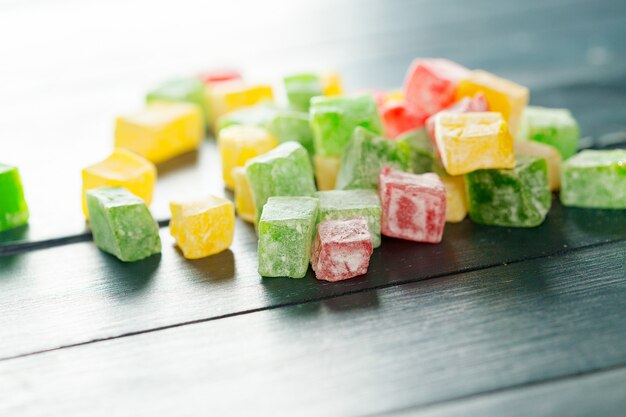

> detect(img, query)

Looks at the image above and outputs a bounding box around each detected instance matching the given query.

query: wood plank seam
[1,237,623,364]
[359,362,626,417]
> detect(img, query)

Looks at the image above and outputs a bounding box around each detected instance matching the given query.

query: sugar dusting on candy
[311,218,373,282]
[379,167,446,243]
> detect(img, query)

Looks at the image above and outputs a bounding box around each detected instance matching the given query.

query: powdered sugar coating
[379,167,446,243]
[311,218,373,282]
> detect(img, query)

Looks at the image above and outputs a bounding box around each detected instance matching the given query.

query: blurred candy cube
[456,70,529,136]
[518,106,580,159]
[396,128,435,174]
[310,95,383,157]
[232,167,256,224]
[208,81,274,127]
[146,78,210,129]
[514,140,562,191]
[82,149,156,219]
[115,102,203,164]
[218,125,278,190]
[336,127,412,190]
[313,155,341,191]
[404,58,470,116]
[561,150,626,209]
[0,164,29,232]
[267,110,315,155]
[380,99,426,139]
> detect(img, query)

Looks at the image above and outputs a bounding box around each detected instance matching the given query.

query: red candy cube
[403,58,470,117]
[198,69,241,85]
[379,167,446,243]
[381,100,427,139]
[425,92,489,139]
[311,218,373,282]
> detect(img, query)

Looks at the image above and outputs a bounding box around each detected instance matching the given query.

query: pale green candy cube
[561,150,626,209]
[0,163,29,232]
[216,103,278,132]
[316,189,382,248]
[284,73,323,112]
[310,95,383,157]
[266,110,315,156]
[146,77,210,129]
[518,106,580,159]
[396,128,436,174]
[86,187,161,262]
[258,196,319,278]
[245,141,317,222]
[335,127,412,190]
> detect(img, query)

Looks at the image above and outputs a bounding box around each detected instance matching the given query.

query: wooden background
[1,0,625,415]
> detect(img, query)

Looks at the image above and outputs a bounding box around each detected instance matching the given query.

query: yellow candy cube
[218,125,279,190]
[232,167,256,224]
[82,149,156,219]
[434,112,515,176]
[442,174,468,223]
[313,155,341,191]
[169,195,235,259]
[114,102,203,164]
[384,90,405,104]
[456,70,529,136]
[514,140,562,191]
[207,81,274,127]
[321,71,343,96]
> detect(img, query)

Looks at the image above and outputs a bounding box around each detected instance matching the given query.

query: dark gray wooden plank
[0,242,625,416]
[386,366,626,417]
[1,0,625,246]
[1,199,625,360]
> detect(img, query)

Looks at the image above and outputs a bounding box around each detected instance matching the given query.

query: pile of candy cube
[2,60,626,282]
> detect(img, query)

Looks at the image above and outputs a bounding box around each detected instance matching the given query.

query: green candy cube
[284,73,323,112]
[216,103,278,132]
[466,156,551,227]
[86,187,161,262]
[146,78,210,129]
[310,95,383,157]
[518,106,580,159]
[245,141,317,222]
[0,164,29,232]
[316,189,382,248]
[560,150,626,209]
[396,128,436,174]
[266,110,315,156]
[335,127,412,190]
[258,196,319,278]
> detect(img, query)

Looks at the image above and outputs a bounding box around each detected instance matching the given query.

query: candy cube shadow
[322,289,380,313]
[561,205,626,239]
[97,252,161,297]
[260,271,323,318]
[0,255,23,281]
[155,150,200,177]
[0,224,29,245]
[179,248,236,282]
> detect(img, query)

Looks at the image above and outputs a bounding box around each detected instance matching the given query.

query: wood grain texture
[1,0,625,246]
[1,242,625,416]
[387,366,626,417]
[1,199,625,360]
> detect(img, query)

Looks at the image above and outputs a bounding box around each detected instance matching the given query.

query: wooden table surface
[1,0,625,415]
